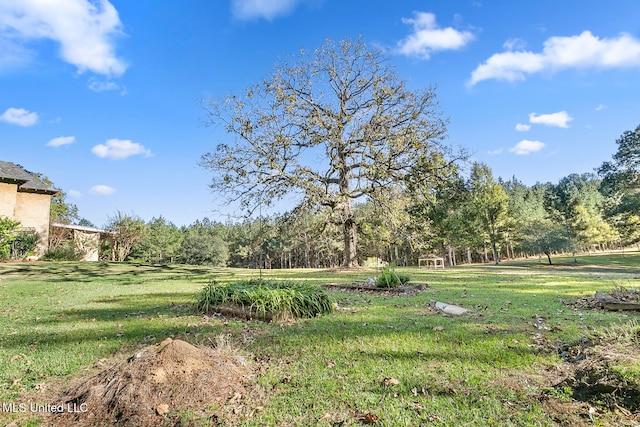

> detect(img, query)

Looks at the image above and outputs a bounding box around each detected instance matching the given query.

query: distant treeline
[93,169,639,268]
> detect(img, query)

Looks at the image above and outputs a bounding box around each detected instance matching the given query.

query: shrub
[11,230,39,259]
[196,279,334,319]
[178,232,228,266]
[0,216,20,260]
[375,267,410,288]
[42,243,84,261]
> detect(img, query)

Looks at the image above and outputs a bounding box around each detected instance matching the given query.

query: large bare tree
[201,38,449,267]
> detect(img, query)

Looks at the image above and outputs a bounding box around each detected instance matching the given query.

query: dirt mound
[47,338,252,427]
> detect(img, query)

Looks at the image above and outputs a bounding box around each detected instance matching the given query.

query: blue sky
[2,0,639,227]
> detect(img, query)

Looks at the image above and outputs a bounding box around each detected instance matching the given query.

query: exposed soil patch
[207,305,288,322]
[565,287,640,311]
[525,328,640,426]
[555,342,640,411]
[46,338,257,427]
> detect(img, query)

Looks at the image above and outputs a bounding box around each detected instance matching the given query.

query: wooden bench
[418,255,445,269]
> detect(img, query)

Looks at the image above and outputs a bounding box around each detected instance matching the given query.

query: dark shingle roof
[0,161,58,194]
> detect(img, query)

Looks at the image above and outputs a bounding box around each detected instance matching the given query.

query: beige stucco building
[50,222,113,261]
[0,161,57,256]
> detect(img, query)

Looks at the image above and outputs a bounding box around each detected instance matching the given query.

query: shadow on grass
[0,262,218,279]
[0,320,213,351]
[47,291,197,322]
[0,292,208,350]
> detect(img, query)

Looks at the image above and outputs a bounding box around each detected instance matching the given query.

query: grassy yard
[0,254,639,426]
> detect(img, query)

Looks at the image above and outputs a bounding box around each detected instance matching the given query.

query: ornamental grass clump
[375,267,411,288]
[196,279,334,320]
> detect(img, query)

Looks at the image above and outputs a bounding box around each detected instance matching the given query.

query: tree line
[93,119,640,268]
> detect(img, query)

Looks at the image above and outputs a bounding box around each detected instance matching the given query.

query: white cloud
[47,136,75,147]
[67,189,82,198]
[487,149,503,155]
[595,104,607,111]
[0,0,127,76]
[91,139,152,160]
[469,31,640,85]
[88,78,126,94]
[503,38,526,51]
[529,111,573,128]
[509,140,545,155]
[515,123,531,132]
[0,107,38,126]
[397,12,474,59]
[231,0,300,21]
[89,185,115,195]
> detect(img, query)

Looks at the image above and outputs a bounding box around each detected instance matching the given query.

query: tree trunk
[338,194,358,267]
[343,216,358,267]
[491,241,499,265]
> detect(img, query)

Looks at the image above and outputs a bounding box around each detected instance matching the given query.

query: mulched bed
[323,282,430,294]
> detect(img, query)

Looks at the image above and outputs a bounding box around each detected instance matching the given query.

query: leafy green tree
[224,220,255,267]
[469,163,509,264]
[521,219,572,265]
[503,180,551,257]
[608,212,640,248]
[49,190,80,224]
[201,37,450,267]
[408,167,480,265]
[545,173,605,222]
[544,173,614,258]
[356,187,418,265]
[179,219,229,266]
[77,218,96,228]
[598,124,640,244]
[131,216,183,263]
[105,211,146,261]
[598,124,640,198]
[572,205,618,251]
[278,209,316,268]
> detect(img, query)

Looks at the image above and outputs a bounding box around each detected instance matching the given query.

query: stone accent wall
[0,182,19,218]
[14,192,52,255]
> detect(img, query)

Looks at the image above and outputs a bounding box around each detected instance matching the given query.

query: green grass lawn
[0,254,639,426]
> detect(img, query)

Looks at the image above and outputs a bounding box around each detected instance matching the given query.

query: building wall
[14,192,52,255]
[0,182,18,218]
[73,230,100,261]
